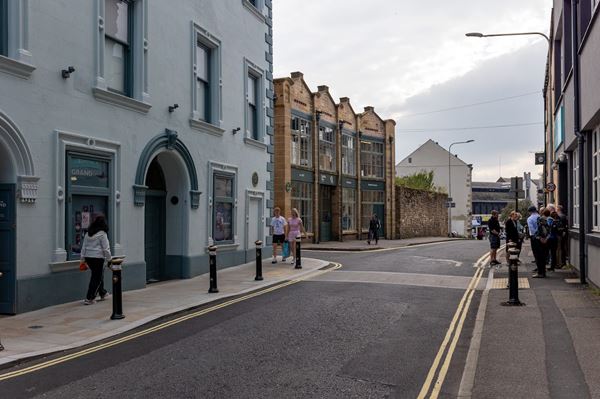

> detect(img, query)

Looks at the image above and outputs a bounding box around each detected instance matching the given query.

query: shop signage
[319,173,337,186]
[361,180,385,191]
[341,178,357,188]
[291,168,314,183]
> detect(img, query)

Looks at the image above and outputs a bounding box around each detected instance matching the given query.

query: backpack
[537,217,549,244]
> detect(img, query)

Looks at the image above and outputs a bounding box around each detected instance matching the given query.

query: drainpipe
[571,0,587,284]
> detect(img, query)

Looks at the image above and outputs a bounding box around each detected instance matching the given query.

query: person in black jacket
[488,210,501,266]
[504,211,520,264]
[367,214,381,245]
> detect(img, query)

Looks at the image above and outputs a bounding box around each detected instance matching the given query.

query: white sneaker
[83,299,95,305]
[290,258,295,264]
[99,293,111,301]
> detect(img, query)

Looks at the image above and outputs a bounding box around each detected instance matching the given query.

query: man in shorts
[488,210,501,266]
[270,207,287,263]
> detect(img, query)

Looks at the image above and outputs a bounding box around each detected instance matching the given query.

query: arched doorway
[144,158,166,283]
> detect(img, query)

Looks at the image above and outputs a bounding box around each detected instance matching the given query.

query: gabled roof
[359,106,385,124]
[337,97,357,116]
[289,71,314,97]
[397,139,470,167]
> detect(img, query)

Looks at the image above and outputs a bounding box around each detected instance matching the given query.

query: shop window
[66,154,111,260]
[291,116,312,167]
[342,188,356,232]
[319,126,336,173]
[291,181,313,233]
[361,141,384,179]
[361,190,384,231]
[213,174,234,243]
[341,134,356,176]
[592,129,600,232]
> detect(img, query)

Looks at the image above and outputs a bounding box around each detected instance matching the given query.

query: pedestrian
[548,210,561,271]
[367,214,381,245]
[286,208,305,265]
[505,211,520,264]
[527,206,540,271]
[533,209,551,278]
[270,207,287,264]
[488,210,501,266]
[557,205,569,267]
[81,215,112,305]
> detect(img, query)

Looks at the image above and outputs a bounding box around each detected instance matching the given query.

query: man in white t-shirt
[270,207,287,263]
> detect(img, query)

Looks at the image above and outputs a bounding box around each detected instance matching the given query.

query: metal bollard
[502,243,525,306]
[295,239,302,269]
[110,256,126,320]
[208,245,219,293]
[255,240,263,281]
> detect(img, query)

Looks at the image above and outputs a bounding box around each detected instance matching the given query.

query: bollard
[255,240,263,281]
[208,245,219,293]
[502,243,525,306]
[295,239,302,269]
[110,256,126,320]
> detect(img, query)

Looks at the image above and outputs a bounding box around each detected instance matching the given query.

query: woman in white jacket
[80,215,112,305]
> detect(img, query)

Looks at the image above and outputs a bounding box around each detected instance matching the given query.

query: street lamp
[448,140,474,237]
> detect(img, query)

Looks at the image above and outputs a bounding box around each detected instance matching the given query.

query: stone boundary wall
[395,186,448,238]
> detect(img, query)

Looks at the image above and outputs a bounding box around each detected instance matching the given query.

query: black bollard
[208,245,219,293]
[110,256,126,320]
[502,243,525,306]
[255,240,263,281]
[295,239,302,269]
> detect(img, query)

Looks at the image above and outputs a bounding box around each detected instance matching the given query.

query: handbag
[282,241,290,258]
[79,260,88,271]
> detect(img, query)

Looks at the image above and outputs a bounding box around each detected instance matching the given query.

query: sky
[272,0,552,182]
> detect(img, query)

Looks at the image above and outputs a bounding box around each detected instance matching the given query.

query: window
[196,43,210,121]
[66,154,111,260]
[104,0,132,95]
[342,134,356,176]
[593,129,600,232]
[572,150,580,228]
[291,116,312,167]
[361,141,384,179]
[0,0,7,57]
[291,181,312,233]
[342,188,356,232]
[213,175,234,243]
[361,190,384,231]
[244,59,265,143]
[319,126,336,172]
[247,74,258,139]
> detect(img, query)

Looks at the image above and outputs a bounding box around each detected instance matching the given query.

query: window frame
[291,181,313,234]
[0,0,7,57]
[0,0,35,78]
[341,133,356,176]
[212,174,235,244]
[103,0,134,97]
[208,161,238,247]
[342,188,356,232]
[244,58,265,144]
[291,115,312,168]
[319,124,337,173]
[360,139,385,179]
[572,149,580,228]
[592,129,600,232]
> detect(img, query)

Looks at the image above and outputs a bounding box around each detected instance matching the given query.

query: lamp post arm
[481,32,550,45]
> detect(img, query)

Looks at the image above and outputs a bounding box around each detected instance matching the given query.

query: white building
[396,139,473,236]
[0,0,274,313]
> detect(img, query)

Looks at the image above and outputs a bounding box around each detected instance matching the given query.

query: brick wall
[395,186,448,238]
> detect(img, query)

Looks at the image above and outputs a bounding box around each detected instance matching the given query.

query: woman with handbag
[286,208,305,265]
[80,215,112,305]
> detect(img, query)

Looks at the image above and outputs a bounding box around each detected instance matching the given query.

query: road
[0,240,492,399]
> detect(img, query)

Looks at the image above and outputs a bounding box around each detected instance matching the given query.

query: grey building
[0,0,274,313]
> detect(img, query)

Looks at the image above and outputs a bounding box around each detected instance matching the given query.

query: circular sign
[251,172,259,187]
[546,182,556,192]
[536,154,545,164]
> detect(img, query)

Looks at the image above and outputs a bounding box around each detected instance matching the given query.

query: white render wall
[0,0,273,312]
[396,140,472,236]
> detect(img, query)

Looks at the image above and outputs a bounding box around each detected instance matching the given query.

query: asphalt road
[0,240,491,399]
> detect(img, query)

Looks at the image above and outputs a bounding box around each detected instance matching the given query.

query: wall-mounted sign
[341,178,357,189]
[361,180,385,191]
[251,172,259,187]
[291,168,314,183]
[319,173,337,186]
[535,152,545,165]
[546,182,556,192]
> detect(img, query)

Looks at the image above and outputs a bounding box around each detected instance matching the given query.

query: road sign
[447,197,453,202]
[535,152,545,165]
[510,177,523,192]
[446,202,456,208]
[546,182,556,192]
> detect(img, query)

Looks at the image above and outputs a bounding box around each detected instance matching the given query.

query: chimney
[339,97,350,103]
[364,106,374,112]
[317,85,329,92]
[290,71,303,79]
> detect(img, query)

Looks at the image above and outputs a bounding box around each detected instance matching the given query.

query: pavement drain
[491,278,530,289]
[28,325,44,329]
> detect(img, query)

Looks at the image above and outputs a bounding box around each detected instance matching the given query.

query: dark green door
[145,193,165,283]
[374,204,385,237]
[320,185,332,242]
[0,184,16,314]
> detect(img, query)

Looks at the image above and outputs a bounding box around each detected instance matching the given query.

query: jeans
[86,257,107,300]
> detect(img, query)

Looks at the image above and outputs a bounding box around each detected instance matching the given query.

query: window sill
[190,118,225,137]
[92,87,152,114]
[244,137,267,150]
[49,260,79,273]
[587,232,600,247]
[0,55,35,79]
[207,242,239,251]
[242,0,266,23]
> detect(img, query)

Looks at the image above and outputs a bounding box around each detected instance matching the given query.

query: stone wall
[395,186,448,238]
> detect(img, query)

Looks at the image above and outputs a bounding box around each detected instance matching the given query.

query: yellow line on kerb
[417,251,490,399]
[0,262,342,382]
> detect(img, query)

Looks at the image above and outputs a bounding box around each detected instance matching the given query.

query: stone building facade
[395,186,448,239]
[0,0,274,313]
[273,72,396,242]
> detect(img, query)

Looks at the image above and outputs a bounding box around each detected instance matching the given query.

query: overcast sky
[273,0,552,181]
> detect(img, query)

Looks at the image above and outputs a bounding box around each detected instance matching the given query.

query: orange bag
[79,260,88,271]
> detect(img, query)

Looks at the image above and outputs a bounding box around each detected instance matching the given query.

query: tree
[395,170,444,192]
[500,199,533,225]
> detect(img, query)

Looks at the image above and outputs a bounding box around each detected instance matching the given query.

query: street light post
[448,140,474,237]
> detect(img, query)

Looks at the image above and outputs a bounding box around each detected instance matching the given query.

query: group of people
[486,204,569,277]
[270,207,306,265]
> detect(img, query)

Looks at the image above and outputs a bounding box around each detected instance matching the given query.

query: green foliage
[500,199,533,224]
[395,170,444,193]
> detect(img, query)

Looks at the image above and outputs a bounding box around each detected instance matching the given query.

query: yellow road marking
[0,263,342,381]
[417,250,490,399]
[303,240,461,254]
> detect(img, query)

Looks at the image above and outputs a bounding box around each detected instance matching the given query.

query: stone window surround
[52,130,122,264]
[92,0,151,113]
[243,57,266,149]
[207,161,238,250]
[593,128,600,232]
[241,0,266,23]
[0,0,35,79]
[190,22,224,136]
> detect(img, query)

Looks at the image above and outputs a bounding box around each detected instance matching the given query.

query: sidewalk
[463,245,600,399]
[0,257,328,367]
[302,236,465,251]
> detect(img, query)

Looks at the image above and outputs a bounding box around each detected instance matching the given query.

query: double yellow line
[0,262,342,382]
[417,251,491,399]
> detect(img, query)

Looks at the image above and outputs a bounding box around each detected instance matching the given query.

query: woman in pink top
[286,208,305,265]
